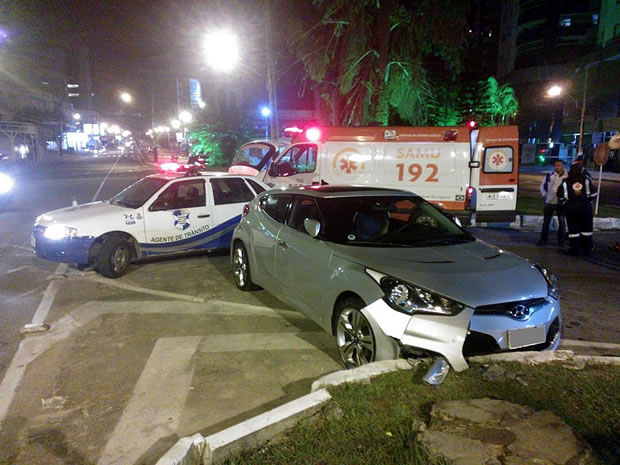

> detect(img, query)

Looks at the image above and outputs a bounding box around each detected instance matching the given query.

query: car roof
[146,172,259,182]
[266,185,417,198]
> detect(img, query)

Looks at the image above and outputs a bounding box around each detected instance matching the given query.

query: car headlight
[534,264,560,300]
[0,173,14,194]
[366,269,465,316]
[43,224,78,240]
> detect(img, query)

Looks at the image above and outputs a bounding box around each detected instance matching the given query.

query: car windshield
[316,195,474,247]
[231,143,276,170]
[109,177,168,209]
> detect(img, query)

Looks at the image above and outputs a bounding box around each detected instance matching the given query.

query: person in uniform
[557,164,597,255]
[537,160,567,246]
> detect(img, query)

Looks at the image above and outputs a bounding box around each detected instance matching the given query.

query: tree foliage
[478,77,519,125]
[287,0,468,126]
[188,105,260,166]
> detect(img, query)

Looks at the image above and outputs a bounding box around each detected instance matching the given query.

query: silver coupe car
[231,186,562,371]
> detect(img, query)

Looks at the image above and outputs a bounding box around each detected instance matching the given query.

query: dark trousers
[566,203,593,253]
[540,204,566,244]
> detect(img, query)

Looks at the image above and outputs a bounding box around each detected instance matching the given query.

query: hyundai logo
[509,304,531,320]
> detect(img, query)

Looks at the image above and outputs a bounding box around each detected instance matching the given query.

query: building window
[559,17,571,27]
[592,14,599,25]
[68,93,80,97]
[67,83,79,88]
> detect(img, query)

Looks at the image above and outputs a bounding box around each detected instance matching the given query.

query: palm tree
[286,0,468,126]
[480,77,519,125]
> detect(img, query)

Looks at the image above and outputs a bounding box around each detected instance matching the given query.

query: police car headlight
[44,224,78,240]
[534,264,560,300]
[0,173,14,194]
[366,269,464,316]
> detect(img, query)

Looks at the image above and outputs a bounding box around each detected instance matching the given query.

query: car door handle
[197,214,211,218]
[276,239,288,249]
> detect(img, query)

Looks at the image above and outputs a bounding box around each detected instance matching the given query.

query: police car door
[263,143,319,187]
[142,178,214,255]
[208,177,258,248]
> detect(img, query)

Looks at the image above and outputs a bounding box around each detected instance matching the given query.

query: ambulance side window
[270,144,317,177]
[483,147,514,173]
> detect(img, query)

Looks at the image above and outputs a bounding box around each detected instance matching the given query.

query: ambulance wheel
[231,241,259,291]
[98,237,131,278]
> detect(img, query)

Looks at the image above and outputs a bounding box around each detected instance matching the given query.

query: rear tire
[231,241,259,291]
[334,297,376,368]
[98,237,132,278]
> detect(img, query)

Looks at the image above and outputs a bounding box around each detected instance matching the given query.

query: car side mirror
[304,218,321,238]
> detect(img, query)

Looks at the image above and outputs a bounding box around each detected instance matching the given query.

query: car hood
[328,239,548,308]
[36,201,135,227]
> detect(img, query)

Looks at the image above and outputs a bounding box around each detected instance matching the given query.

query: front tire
[98,237,132,278]
[231,241,259,291]
[334,297,376,368]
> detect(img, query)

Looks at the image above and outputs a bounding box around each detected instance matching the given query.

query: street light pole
[577,67,588,156]
[265,2,279,143]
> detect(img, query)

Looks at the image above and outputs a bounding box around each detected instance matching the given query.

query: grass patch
[517,194,620,218]
[224,362,620,465]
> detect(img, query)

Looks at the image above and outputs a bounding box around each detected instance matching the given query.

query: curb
[474,215,620,231]
[470,349,620,366]
[156,360,415,465]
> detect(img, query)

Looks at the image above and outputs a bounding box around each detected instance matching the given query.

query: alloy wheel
[232,245,248,288]
[336,307,375,368]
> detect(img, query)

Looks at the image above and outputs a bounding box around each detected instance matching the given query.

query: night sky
[7,1,303,115]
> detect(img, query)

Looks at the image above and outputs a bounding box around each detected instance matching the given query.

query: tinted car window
[261,194,292,224]
[316,195,473,246]
[110,177,169,209]
[288,197,323,232]
[211,178,255,205]
[150,179,206,211]
[246,179,266,194]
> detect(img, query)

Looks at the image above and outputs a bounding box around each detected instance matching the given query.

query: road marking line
[84,275,205,303]
[91,156,121,202]
[197,332,333,352]
[31,263,68,326]
[561,339,620,350]
[97,336,203,465]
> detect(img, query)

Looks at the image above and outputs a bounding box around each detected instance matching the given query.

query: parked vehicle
[260,126,519,224]
[231,186,562,370]
[228,139,289,176]
[32,172,268,278]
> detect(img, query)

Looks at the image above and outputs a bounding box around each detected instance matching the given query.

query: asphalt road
[0,154,618,465]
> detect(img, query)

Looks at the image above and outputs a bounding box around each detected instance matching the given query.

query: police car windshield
[317,195,473,247]
[109,177,168,209]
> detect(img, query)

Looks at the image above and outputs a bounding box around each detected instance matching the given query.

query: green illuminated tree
[478,77,519,125]
[287,0,468,126]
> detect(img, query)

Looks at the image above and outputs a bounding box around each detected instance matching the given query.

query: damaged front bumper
[361,298,474,372]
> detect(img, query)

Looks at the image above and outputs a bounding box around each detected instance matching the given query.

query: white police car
[32,172,268,278]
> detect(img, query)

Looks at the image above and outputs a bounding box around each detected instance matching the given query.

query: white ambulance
[260,126,519,224]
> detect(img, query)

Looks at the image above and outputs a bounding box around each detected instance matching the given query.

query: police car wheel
[231,242,259,291]
[98,237,132,278]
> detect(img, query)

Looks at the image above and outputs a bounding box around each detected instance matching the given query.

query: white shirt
[540,170,568,205]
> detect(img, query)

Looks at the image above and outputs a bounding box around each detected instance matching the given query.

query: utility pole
[577,67,588,156]
[265,1,279,143]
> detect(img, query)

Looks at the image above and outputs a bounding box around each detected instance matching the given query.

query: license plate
[30,235,36,248]
[507,325,546,349]
[487,192,512,200]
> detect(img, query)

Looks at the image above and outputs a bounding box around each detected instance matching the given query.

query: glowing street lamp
[171,119,181,130]
[178,111,192,124]
[545,85,563,98]
[72,113,81,121]
[260,106,271,117]
[120,92,133,103]
[204,30,239,73]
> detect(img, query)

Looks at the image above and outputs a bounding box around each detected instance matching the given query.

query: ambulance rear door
[470,126,519,223]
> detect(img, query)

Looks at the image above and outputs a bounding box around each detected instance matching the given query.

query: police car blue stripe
[138,215,241,255]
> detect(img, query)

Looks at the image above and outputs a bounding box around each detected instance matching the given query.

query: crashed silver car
[231,186,562,371]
